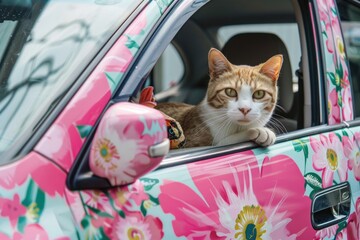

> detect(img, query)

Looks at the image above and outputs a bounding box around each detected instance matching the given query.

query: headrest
[222,32,293,113]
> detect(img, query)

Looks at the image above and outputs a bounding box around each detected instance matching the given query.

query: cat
[155,48,283,148]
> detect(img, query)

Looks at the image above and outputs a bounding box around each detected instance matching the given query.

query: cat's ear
[208,48,232,79]
[259,54,283,81]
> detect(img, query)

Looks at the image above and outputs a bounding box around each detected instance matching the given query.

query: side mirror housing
[67,102,169,189]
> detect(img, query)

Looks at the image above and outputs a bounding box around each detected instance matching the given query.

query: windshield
[0,0,142,159]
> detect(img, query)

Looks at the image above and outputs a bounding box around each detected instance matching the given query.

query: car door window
[148,0,315,151]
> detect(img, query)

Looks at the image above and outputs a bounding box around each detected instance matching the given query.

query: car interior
[142,0,312,150]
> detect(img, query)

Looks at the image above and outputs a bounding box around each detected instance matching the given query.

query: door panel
[0,152,79,239]
[76,128,359,239]
[149,129,352,239]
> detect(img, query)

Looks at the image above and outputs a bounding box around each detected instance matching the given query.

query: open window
[139,0,315,152]
[69,0,319,189]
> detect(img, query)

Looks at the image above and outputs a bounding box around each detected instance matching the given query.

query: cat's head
[206,48,283,127]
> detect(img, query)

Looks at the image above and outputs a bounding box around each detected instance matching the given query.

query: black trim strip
[158,123,348,168]
[308,0,328,125]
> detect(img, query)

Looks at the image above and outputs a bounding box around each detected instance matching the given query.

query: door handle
[311,182,351,230]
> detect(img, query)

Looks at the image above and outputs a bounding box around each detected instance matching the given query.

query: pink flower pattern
[317,0,353,124]
[0,153,66,197]
[109,180,149,210]
[328,88,341,125]
[159,152,315,239]
[111,212,163,240]
[310,133,348,188]
[315,225,338,240]
[89,103,167,186]
[342,85,353,121]
[82,190,113,215]
[0,224,49,240]
[343,132,360,180]
[0,194,26,228]
[347,198,360,240]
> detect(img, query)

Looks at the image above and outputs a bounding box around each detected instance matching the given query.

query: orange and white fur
[156,48,283,148]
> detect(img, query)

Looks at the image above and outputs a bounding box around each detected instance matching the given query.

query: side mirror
[67,102,169,190]
[89,102,169,186]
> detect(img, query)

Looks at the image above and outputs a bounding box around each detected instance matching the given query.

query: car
[0,0,359,239]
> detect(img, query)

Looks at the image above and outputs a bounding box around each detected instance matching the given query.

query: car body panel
[0,152,79,239]
[316,0,353,124]
[71,128,360,239]
[34,0,174,172]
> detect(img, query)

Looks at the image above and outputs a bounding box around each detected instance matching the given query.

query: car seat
[221,32,298,133]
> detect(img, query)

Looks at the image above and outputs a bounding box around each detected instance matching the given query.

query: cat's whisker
[193,114,230,138]
[270,114,290,133]
[270,116,288,132]
[267,121,283,134]
[260,117,281,134]
[267,118,288,134]
[254,117,283,135]
[272,112,287,119]
[188,116,228,133]
[196,117,228,130]
[198,113,229,126]
[199,112,228,119]
[198,111,228,118]
[212,119,233,145]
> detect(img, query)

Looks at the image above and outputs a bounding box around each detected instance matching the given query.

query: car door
[40,1,359,240]
[106,0,355,239]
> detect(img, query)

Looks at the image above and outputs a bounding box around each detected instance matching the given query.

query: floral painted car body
[0,0,360,239]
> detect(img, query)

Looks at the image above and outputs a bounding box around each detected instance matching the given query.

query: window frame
[115,0,328,168]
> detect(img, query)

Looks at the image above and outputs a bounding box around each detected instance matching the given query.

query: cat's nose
[239,107,251,115]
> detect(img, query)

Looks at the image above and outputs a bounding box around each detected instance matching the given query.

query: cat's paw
[248,127,276,147]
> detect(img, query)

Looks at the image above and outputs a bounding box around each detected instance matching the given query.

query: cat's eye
[253,90,266,99]
[225,88,237,98]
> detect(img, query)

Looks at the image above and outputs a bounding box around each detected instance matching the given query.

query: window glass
[0,0,142,157]
[337,0,360,117]
[149,0,307,149]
